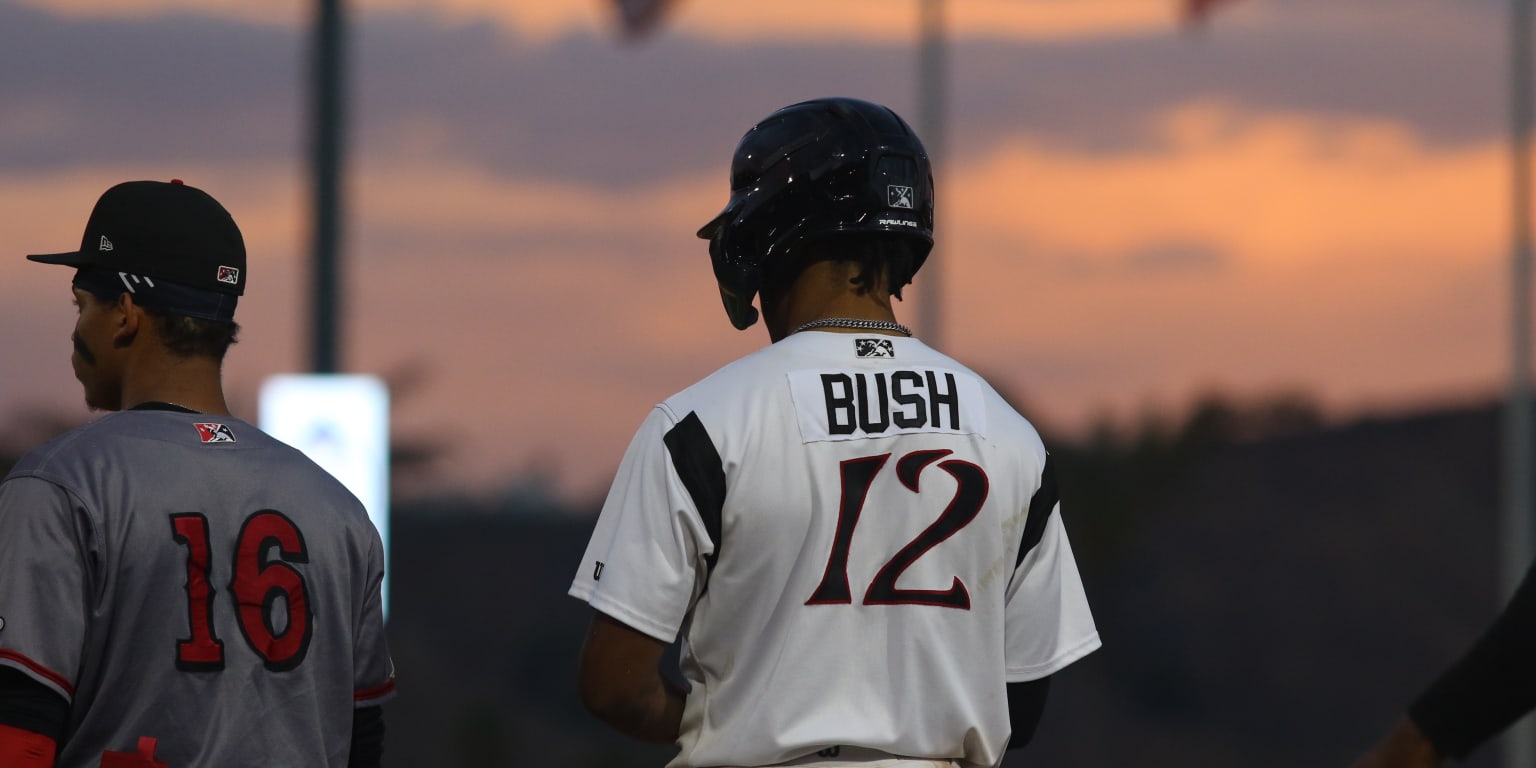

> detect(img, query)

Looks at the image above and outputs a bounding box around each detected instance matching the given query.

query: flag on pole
[612,0,678,39]
[1183,0,1241,24]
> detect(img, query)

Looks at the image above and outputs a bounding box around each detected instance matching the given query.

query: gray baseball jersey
[570,332,1099,768]
[0,406,394,767]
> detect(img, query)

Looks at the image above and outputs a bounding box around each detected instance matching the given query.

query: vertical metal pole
[1504,1,1535,766]
[916,0,945,349]
[311,0,345,374]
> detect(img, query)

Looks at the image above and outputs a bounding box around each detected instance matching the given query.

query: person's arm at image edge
[1006,676,1050,751]
[577,610,686,744]
[1355,562,1536,767]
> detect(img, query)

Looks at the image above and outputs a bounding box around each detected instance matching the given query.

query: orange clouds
[0,97,1512,496]
[13,0,1189,42]
[325,101,1510,490]
[955,103,1503,272]
[655,0,1179,44]
[10,0,305,26]
[938,103,1505,430]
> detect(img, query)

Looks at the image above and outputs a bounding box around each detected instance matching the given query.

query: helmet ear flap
[708,224,762,330]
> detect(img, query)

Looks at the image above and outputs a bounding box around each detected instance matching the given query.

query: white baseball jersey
[569,331,1100,768]
[0,407,395,767]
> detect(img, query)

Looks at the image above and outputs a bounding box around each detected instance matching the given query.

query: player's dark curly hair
[840,234,921,300]
[144,308,241,359]
[763,233,921,302]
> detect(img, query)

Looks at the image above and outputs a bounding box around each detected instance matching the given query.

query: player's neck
[766,262,899,342]
[118,352,231,415]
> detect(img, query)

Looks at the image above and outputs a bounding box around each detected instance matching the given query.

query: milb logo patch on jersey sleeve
[787,366,988,443]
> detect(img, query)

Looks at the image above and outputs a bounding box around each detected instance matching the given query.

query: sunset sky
[0,0,1515,500]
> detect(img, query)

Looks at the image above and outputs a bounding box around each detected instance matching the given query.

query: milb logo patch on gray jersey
[786,366,988,443]
[194,423,236,443]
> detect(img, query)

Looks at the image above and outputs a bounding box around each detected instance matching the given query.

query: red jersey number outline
[806,449,989,609]
[169,510,314,671]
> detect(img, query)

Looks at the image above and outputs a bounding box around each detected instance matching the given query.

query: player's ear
[112,291,143,347]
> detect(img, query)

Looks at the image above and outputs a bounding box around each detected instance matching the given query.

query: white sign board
[259,374,391,618]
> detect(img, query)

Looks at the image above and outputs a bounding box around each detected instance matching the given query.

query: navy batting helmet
[697,97,934,330]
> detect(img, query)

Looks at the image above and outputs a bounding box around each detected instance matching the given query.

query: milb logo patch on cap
[217,266,240,285]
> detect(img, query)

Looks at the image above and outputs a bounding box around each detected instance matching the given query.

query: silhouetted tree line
[1044,392,1325,573]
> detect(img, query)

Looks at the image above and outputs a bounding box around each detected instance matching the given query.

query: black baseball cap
[27,180,246,320]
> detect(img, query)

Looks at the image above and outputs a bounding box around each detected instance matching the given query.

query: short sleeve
[352,526,396,707]
[0,476,90,701]
[568,406,713,643]
[1003,505,1101,681]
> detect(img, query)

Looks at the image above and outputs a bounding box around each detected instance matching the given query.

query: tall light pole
[1504,1,1535,765]
[311,0,345,374]
[916,0,946,349]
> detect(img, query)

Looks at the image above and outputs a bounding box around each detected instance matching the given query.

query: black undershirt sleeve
[1005,676,1051,751]
[0,667,68,743]
[348,705,385,768]
[1409,562,1536,759]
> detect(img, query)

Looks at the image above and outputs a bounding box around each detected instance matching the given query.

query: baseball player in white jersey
[0,180,395,767]
[570,98,1100,768]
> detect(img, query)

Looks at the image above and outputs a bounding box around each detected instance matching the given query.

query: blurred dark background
[0,393,1511,766]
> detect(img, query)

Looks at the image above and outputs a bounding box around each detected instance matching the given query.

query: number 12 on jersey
[806,449,989,609]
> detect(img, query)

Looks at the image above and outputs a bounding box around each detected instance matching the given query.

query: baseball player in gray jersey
[570,98,1099,767]
[0,180,395,767]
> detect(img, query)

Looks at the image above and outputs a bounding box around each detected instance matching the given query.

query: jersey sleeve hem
[0,652,74,702]
[567,583,679,644]
[1005,632,1101,683]
[353,680,396,708]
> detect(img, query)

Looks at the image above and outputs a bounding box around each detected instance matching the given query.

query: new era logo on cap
[887,185,914,209]
[99,236,114,251]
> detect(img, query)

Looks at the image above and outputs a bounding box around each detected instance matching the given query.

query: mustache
[72,332,95,365]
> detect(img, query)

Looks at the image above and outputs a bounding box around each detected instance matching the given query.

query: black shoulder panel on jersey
[1016,454,1059,570]
[664,412,726,588]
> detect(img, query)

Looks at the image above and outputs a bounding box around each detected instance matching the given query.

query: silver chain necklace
[792,317,913,337]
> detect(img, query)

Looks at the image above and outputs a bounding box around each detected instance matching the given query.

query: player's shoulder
[658,342,784,413]
[14,409,269,454]
[8,411,327,489]
[3,412,132,481]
